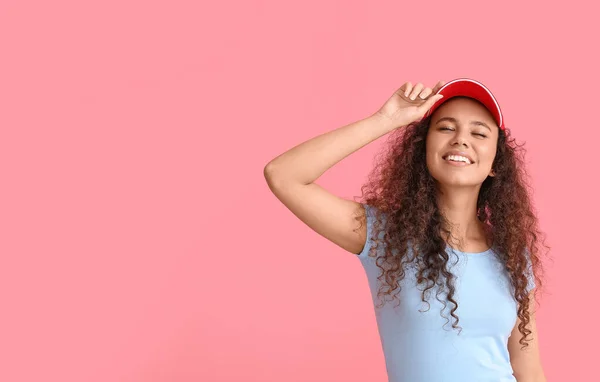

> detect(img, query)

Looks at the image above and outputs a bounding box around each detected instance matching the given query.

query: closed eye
[439,126,486,138]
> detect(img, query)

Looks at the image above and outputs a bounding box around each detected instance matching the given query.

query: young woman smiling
[264,78,547,382]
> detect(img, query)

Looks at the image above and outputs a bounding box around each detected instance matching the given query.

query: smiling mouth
[442,154,473,165]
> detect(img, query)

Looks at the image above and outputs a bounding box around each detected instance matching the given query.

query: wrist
[371,111,404,132]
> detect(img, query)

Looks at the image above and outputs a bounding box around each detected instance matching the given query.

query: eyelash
[439,126,487,138]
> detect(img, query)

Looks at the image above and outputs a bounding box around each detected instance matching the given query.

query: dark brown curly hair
[355,114,548,349]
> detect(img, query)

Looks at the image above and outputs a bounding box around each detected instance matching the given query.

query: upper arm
[508,289,546,382]
[264,172,367,254]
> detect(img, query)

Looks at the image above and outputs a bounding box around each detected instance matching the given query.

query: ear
[489,169,496,177]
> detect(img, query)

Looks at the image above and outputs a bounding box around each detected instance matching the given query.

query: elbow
[264,161,287,190]
[264,161,279,184]
[263,161,277,179]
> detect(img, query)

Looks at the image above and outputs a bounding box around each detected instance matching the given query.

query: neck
[435,184,488,247]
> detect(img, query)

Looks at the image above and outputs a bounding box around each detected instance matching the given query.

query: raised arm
[263,81,444,254]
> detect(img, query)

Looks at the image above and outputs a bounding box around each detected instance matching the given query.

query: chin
[435,177,480,188]
[429,169,487,188]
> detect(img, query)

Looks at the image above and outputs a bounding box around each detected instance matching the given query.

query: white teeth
[446,155,471,164]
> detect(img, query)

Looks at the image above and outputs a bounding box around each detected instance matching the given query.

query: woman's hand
[375,81,446,129]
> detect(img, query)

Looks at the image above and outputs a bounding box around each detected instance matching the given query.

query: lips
[442,150,474,164]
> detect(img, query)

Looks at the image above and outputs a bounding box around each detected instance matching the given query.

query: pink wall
[1,0,596,381]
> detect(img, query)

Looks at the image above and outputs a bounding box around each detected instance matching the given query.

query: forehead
[431,97,497,125]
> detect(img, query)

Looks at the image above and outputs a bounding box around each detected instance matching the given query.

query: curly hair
[355,114,548,349]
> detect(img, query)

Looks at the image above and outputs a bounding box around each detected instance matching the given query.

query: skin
[425,97,498,251]
[508,291,546,382]
[424,96,546,382]
[265,81,546,381]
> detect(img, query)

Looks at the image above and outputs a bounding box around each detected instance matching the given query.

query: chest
[366,254,518,337]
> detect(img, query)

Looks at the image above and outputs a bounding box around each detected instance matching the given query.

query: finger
[418,94,444,112]
[432,80,446,94]
[402,82,413,97]
[419,87,433,99]
[410,83,424,100]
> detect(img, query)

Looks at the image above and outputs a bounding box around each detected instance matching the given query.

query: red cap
[424,78,505,131]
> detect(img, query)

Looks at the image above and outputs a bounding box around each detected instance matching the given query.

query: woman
[264,78,547,382]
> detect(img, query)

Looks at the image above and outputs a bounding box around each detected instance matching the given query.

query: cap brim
[424,78,504,131]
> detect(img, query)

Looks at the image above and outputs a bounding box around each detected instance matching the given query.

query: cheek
[477,146,497,167]
[425,134,442,158]
[425,144,439,169]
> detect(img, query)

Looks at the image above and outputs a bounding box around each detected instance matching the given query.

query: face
[425,97,499,188]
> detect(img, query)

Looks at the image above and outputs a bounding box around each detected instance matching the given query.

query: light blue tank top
[357,204,535,382]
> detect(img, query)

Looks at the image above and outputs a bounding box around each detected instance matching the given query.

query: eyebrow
[435,117,492,132]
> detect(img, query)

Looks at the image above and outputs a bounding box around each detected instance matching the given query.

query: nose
[452,132,469,147]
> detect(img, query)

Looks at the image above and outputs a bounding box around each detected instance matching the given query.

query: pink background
[1,1,597,381]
